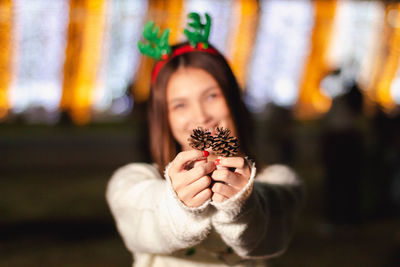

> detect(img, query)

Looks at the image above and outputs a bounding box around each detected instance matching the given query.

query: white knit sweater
[106,162,303,267]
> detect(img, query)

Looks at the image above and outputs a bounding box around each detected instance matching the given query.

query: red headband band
[151,44,219,84]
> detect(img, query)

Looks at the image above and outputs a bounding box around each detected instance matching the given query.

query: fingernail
[215,159,220,165]
[203,150,209,157]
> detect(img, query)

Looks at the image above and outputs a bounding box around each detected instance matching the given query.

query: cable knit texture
[211,164,303,258]
[106,162,303,267]
[164,162,211,215]
[211,159,256,217]
[106,163,211,255]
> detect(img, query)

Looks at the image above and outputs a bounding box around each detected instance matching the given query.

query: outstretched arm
[106,161,213,255]
[211,163,304,258]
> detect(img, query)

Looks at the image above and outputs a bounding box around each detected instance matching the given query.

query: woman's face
[166,67,236,151]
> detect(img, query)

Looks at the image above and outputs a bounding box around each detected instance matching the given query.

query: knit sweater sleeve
[211,163,304,259]
[106,163,212,255]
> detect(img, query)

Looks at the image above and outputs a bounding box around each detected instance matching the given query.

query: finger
[217,157,251,177]
[211,169,243,188]
[215,157,246,168]
[211,182,237,199]
[193,158,207,168]
[185,161,215,185]
[172,161,214,190]
[219,156,249,170]
[215,165,228,171]
[212,192,228,203]
[170,150,209,172]
[178,175,212,201]
[188,188,212,207]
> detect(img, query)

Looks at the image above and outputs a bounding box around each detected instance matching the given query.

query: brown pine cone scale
[188,127,213,150]
[188,127,239,157]
[211,127,239,157]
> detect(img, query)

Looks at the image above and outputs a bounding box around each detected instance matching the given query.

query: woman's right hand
[168,150,215,207]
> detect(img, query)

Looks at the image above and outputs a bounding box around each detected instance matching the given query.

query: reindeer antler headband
[138,12,219,84]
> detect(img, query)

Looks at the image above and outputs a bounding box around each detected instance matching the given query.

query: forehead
[166,67,219,100]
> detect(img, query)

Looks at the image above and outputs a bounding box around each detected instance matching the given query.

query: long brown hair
[147,42,254,173]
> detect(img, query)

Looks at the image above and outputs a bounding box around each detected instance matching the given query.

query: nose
[192,102,211,126]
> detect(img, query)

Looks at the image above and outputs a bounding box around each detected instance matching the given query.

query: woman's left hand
[211,157,251,203]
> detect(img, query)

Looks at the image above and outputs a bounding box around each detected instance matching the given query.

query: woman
[106,14,303,267]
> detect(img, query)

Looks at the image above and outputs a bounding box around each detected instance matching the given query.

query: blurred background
[1,0,400,266]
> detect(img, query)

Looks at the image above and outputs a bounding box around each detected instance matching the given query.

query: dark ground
[1,119,399,267]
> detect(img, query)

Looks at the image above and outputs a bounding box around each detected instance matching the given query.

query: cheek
[168,111,188,135]
[208,98,230,119]
[209,99,237,134]
[168,111,193,150]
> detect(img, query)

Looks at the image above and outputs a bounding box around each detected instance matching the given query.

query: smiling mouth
[190,125,220,137]
[207,125,219,136]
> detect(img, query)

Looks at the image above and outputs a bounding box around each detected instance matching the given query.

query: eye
[206,92,219,101]
[172,103,185,110]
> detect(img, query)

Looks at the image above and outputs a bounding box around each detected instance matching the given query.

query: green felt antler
[184,12,211,48]
[138,21,171,60]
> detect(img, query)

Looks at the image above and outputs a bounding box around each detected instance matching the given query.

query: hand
[168,150,216,207]
[211,157,251,203]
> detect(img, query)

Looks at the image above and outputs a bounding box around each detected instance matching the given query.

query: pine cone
[188,127,213,150]
[212,127,239,156]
